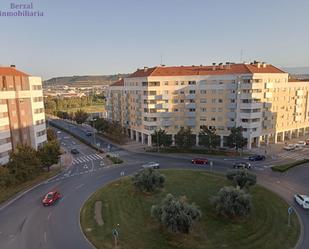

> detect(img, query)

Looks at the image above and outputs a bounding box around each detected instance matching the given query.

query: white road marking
[75,184,85,189]
[47,212,52,220]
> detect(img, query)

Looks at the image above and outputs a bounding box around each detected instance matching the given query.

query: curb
[0,170,63,212]
[79,198,96,249]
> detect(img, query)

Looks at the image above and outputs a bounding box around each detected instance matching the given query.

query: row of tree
[131,168,256,234]
[152,126,247,150]
[92,118,127,144]
[0,128,61,188]
[44,95,104,114]
[56,109,89,124]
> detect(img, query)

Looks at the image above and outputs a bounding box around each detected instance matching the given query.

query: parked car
[191,158,208,165]
[233,162,251,169]
[248,155,265,161]
[284,144,296,151]
[142,162,160,169]
[294,194,309,209]
[305,139,309,145]
[42,191,61,206]
[70,148,79,154]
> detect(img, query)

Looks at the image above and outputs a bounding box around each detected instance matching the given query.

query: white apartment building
[0,66,47,165]
[107,62,309,150]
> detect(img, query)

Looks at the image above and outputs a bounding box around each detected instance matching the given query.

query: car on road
[42,191,61,206]
[248,155,265,161]
[295,141,306,148]
[57,131,61,134]
[191,158,208,165]
[142,162,160,169]
[284,144,296,151]
[70,148,79,154]
[85,131,92,136]
[294,194,309,209]
[233,162,251,169]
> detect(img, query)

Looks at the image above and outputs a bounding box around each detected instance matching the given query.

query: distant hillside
[43,74,129,87]
[282,67,309,75]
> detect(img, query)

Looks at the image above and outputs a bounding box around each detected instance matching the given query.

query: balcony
[263,112,272,118]
[297,90,304,96]
[240,83,263,90]
[264,102,272,108]
[161,120,173,126]
[185,112,196,117]
[0,142,12,153]
[229,93,237,99]
[296,99,302,105]
[294,116,302,122]
[227,121,236,127]
[227,112,236,118]
[186,119,196,126]
[143,120,157,126]
[240,112,262,119]
[265,82,273,89]
[264,92,272,98]
[185,103,196,109]
[241,122,261,129]
[0,130,10,140]
[240,102,263,109]
[295,106,302,113]
[162,94,170,100]
[228,103,237,108]
[185,94,195,99]
[143,104,156,109]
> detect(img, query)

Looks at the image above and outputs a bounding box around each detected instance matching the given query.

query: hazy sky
[0,0,309,79]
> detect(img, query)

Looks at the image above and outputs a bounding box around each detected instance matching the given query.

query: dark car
[191,158,208,165]
[86,131,92,136]
[42,191,60,206]
[70,148,79,154]
[248,155,265,161]
[233,162,251,169]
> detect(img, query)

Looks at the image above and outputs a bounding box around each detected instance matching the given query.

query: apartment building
[0,65,47,165]
[107,62,309,150]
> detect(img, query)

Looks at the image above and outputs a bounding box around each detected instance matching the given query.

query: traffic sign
[112,228,119,238]
[288,206,293,214]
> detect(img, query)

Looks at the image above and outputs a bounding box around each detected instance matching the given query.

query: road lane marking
[75,184,85,189]
[47,212,52,220]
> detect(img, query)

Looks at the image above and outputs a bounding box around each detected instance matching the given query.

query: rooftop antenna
[240,48,243,63]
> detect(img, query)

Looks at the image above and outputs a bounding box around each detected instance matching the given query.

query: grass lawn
[62,104,104,114]
[0,167,60,204]
[80,170,300,249]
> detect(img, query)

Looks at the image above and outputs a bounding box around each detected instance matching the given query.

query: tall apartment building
[107,62,309,150]
[0,66,47,165]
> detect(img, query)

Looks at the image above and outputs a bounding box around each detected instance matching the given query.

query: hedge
[271,159,309,172]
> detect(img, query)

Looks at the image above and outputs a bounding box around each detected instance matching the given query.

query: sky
[0,0,309,79]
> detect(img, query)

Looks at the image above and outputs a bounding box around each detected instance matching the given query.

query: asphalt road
[0,121,308,249]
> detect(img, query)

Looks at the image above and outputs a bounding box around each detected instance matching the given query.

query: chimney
[219,63,224,69]
[144,67,149,72]
[212,63,216,71]
[10,65,16,68]
[262,62,267,68]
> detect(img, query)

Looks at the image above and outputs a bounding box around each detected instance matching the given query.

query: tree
[151,129,172,148]
[211,186,252,218]
[47,128,57,141]
[226,170,257,189]
[37,140,61,172]
[199,126,220,149]
[226,126,247,150]
[0,166,14,187]
[151,193,202,234]
[74,109,89,124]
[132,168,165,193]
[175,127,195,149]
[7,144,42,184]
[93,118,109,132]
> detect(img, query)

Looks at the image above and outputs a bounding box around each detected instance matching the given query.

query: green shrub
[132,168,165,193]
[226,170,256,189]
[211,186,251,218]
[271,159,309,172]
[151,193,202,234]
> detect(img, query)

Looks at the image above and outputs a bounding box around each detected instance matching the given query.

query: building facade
[0,66,47,165]
[107,62,309,149]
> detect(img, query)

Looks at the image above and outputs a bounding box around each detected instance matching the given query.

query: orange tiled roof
[128,63,286,78]
[0,67,29,76]
[110,78,124,86]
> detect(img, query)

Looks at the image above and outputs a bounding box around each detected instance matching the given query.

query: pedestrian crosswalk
[72,154,103,164]
[277,149,309,161]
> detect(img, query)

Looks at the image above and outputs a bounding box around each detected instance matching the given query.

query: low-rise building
[0,65,47,164]
[107,62,309,149]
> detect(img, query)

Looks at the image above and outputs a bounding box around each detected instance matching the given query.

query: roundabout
[81,169,299,249]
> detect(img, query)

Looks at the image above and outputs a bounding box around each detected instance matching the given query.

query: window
[188,81,196,85]
[32,85,42,90]
[212,99,216,103]
[201,108,207,112]
[164,81,169,86]
[200,90,207,94]
[36,130,46,137]
[189,108,196,112]
[200,99,207,103]
[218,99,223,103]
[189,90,196,94]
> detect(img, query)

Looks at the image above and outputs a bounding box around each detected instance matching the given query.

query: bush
[226,170,256,189]
[211,186,251,218]
[271,159,309,172]
[106,155,123,164]
[151,193,202,234]
[132,168,165,193]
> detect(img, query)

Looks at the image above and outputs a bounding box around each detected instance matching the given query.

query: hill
[43,74,129,87]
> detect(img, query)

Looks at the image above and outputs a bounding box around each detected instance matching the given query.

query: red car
[42,191,61,206]
[191,158,208,165]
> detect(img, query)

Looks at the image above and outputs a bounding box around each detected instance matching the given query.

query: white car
[294,194,309,209]
[284,144,295,151]
[295,141,306,148]
[142,162,160,169]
